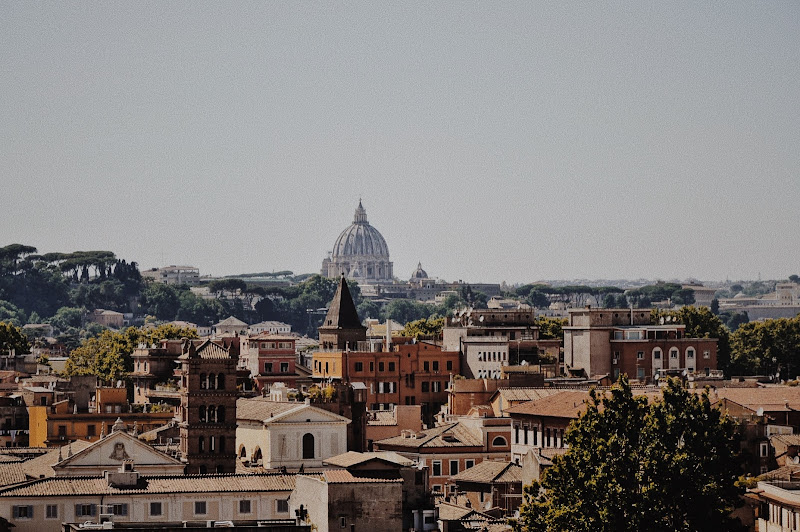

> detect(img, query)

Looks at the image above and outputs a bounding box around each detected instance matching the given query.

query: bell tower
[178,338,239,474]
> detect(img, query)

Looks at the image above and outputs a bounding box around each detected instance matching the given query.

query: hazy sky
[2,2,798,284]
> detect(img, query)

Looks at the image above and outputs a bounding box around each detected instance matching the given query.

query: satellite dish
[757,407,764,417]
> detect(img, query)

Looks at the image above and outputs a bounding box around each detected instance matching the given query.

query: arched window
[302,433,315,459]
[670,348,679,359]
[207,374,215,390]
[492,436,508,447]
[208,405,217,423]
[198,405,206,422]
[653,348,662,359]
[217,405,225,423]
[217,373,225,390]
[219,436,225,453]
[199,373,207,390]
[686,348,695,359]
[253,447,262,464]
[239,445,247,458]
[210,436,216,452]
[198,436,204,452]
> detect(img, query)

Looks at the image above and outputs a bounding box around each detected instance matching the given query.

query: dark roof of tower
[322,277,365,330]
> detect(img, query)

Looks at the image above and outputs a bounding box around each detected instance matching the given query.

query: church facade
[321,201,394,283]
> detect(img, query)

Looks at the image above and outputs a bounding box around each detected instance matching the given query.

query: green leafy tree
[0,300,26,325]
[65,324,198,383]
[385,299,431,325]
[0,321,31,356]
[513,377,742,532]
[401,317,445,339]
[729,316,800,377]
[48,306,84,332]
[536,316,567,340]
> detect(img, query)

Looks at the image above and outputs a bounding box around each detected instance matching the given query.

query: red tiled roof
[321,470,403,484]
[0,473,295,497]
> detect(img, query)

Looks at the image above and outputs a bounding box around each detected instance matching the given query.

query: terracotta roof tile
[0,463,26,487]
[451,460,522,484]
[375,422,483,449]
[0,473,295,497]
[321,470,403,484]
[236,398,301,422]
[323,451,413,468]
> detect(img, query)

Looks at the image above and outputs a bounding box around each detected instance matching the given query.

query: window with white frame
[687,348,695,359]
[239,500,252,514]
[449,460,459,475]
[46,505,58,519]
[637,351,644,360]
[465,459,475,469]
[277,499,289,513]
[703,351,711,359]
[150,502,162,516]
[670,349,679,359]
[760,441,770,457]
[432,460,442,476]
[194,501,207,515]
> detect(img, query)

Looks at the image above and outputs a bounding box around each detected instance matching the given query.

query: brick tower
[178,338,239,474]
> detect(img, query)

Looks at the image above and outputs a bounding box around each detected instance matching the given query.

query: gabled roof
[215,316,248,327]
[505,390,593,419]
[21,441,94,480]
[490,388,564,404]
[53,431,184,470]
[375,422,483,450]
[236,398,350,425]
[450,460,522,484]
[320,277,364,330]
[178,339,233,360]
[771,434,800,448]
[323,451,414,468]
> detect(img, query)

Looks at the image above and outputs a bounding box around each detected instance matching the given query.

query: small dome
[331,201,390,259]
[411,262,428,280]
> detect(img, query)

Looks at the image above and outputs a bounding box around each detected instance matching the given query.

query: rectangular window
[637,351,644,360]
[465,459,475,469]
[514,424,520,444]
[239,500,252,514]
[87,425,96,437]
[194,501,207,515]
[379,362,385,372]
[280,362,289,373]
[265,363,273,373]
[13,506,33,519]
[424,361,430,371]
[354,362,363,372]
[533,426,538,446]
[523,425,528,445]
[637,367,645,379]
[58,425,66,436]
[433,361,439,371]
[370,361,374,372]
[46,504,58,518]
[421,382,429,393]
[111,503,128,516]
[449,460,459,476]
[760,441,770,458]
[150,502,162,516]
[432,381,441,393]
[75,504,96,517]
[703,351,711,359]
[340,516,347,528]
[277,499,289,513]
[613,368,621,379]
[432,460,442,476]
[447,360,453,371]
[388,362,395,372]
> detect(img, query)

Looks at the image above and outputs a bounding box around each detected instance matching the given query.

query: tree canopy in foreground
[512,377,743,532]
